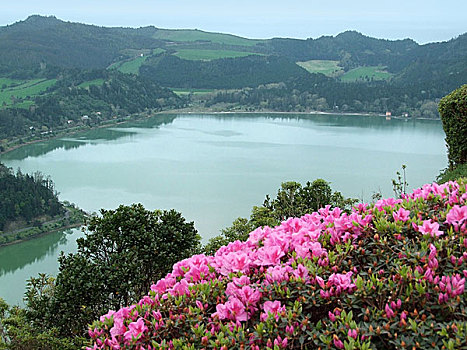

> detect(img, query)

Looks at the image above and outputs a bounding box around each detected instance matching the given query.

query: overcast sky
[1,0,466,44]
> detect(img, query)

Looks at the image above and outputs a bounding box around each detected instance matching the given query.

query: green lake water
[0,113,447,305]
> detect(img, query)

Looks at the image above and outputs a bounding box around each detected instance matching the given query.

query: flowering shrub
[88,180,467,349]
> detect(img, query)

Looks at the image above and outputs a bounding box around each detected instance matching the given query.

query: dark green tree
[438,84,467,169]
[27,204,200,338]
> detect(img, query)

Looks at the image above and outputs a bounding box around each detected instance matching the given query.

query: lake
[0,112,447,305]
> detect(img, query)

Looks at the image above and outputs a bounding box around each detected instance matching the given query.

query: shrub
[88,181,467,349]
[27,205,201,339]
[439,85,467,169]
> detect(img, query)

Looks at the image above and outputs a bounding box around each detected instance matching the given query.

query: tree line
[0,163,63,231]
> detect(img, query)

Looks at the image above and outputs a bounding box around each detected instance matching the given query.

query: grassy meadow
[296,60,343,77]
[78,79,105,88]
[340,66,393,82]
[173,49,260,61]
[108,49,166,74]
[0,79,56,108]
[152,29,262,46]
[171,88,215,96]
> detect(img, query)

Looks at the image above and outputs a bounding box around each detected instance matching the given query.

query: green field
[172,88,215,96]
[78,79,105,88]
[0,79,56,108]
[109,49,165,74]
[118,56,147,74]
[0,78,24,88]
[340,66,393,82]
[296,60,344,77]
[174,49,259,61]
[153,29,262,47]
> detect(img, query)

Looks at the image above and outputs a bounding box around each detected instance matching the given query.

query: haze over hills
[0,15,466,147]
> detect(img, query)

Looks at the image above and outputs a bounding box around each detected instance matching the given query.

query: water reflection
[1,114,176,161]
[0,229,76,276]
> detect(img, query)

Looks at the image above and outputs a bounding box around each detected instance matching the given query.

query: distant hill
[1,15,465,86]
[0,15,466,126]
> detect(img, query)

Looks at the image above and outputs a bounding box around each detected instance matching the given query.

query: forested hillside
[0,70,181,144]
[140,54,309,89]
[0,15,466,144]
[0,163,63,231]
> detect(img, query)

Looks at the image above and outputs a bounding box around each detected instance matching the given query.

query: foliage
[174,49,260,61]
[437,164,467,184]
[391,164,408,197]
[25,204,201,339]
[0,163,63,232]
[140,54,309,89]
[0,296,82,350]
[204,180,357,255]
[88,179,467,349]
[438,84,467,169]
[0,69,181,142]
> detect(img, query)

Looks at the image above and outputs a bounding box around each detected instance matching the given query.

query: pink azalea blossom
[445,205,467,229]
[260,300,285,321]
[255,245,285,266]
[417,220,443,237]
[123,318,147,343]
[392,208,411,222]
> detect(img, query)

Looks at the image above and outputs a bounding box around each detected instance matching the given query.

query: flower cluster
[89,180,467,349]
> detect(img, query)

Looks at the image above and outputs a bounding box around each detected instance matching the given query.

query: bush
[438,164,467,184]
[88,181,467,349]
[27,204,201,339]
[439,85,467,169]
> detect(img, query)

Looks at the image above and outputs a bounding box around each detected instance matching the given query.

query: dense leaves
[140,54,309,89]
[439,84,467,169]
[0,163,63,231]
[24,205,201,339]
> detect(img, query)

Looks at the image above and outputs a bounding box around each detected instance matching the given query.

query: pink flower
[333,337,344,349]
[168,279,190,296]
[110,316,126,339]
[255,246,285,266]
[123,318,147,343]
[392,208,411,222]
[213,298,248,322]
[260,300,285,321]
[274,336,288,348]
[385,303,395,318]
[100,310,115,322]
[445,205,467,229]
[293,264,309,280]
[418,220,443,237]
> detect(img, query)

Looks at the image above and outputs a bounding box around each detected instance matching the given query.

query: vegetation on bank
[0,69,182,151]
[0,203,86,247]
[437,84,467,183]
[0,163,62,231]
[0,162,87,246]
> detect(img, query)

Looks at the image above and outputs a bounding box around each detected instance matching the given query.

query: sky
[1,0,466,44]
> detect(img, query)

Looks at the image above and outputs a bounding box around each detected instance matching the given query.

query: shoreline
[0,222,83,248]
[0,108,439,156]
